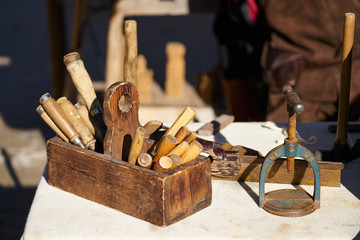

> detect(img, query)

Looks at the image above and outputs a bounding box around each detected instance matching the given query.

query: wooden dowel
[36,105,69,142]
[336,13,355,145]
[153,135,178,162]
[39,93,85,148]
[180,140,203,164]
[162,107,196,138]
[57,97,96,150]
[167,141,189,157]
[128,127,146,165]
[183,131,197,144]
[124,20,137,84]
[153,156,172,173]
[174,126,190,143]
[169,154,182,170]
[143,120,163,137]
[137,153,153,169]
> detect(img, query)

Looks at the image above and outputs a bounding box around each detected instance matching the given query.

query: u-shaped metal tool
[258,85,320,217]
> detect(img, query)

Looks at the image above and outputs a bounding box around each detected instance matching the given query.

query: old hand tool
[259,85,320,217]
[196,138,241,178]
[64,52,106,139]
[39,93,86,148]
[318,13,360,163]
[197,114,235,136]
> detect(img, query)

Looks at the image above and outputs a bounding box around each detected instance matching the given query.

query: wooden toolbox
[47,81,212,226]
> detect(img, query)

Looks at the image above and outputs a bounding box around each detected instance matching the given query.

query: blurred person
[260,0,360,122]
[214,0,269,121]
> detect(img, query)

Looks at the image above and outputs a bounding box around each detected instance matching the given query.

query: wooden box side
[164,156,212,226]
[47,137,166,226]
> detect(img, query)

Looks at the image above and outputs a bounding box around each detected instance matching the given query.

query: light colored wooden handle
[57,97,96,150]
[336,13,355,145]
[74,103,95,135]
[39,93,83,147]
[162,106,196,138]
[174,126,190,143]
[124,20,138,84]
[63,52,102,114]
[183,131,197,144]
[167,141,189,157]
[153,135,178,162]
[137,153,153,169]
[143,120,163,137]
[180,140,203,164]
[168,154,182,170]
[153,156,172,173]
[128,127,146,165]
[36,105,69,142]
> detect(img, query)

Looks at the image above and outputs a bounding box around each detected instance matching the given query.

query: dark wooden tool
[259,85,320,217]
[103,81,142,161]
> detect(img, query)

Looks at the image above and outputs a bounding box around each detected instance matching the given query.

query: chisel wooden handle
[143,120,163,137]
[128,127,146,165]
[39,93,85,148]
[57,97,96,150]
[167,141,189,157]
[153,135,178,162]
[180,140,203,164]
[124,20,137,84]
[174,126,190,143]
[183,131,197,144]
[36,105,69,143]
[63,52,103,118]
[162,106,196,138]
[137,153,153,169]
[153,156,172,173]
[168,154,182,170]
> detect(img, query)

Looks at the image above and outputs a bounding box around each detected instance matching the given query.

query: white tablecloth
[22,122,360,239]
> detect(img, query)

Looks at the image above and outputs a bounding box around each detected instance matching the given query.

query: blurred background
[0,0,221,239]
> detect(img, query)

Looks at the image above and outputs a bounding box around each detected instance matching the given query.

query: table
[21,122,360,239]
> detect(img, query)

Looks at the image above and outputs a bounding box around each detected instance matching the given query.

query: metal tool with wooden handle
[39,93,85,148]
[36,105,69,143]
[57,97,96,150]
[63,52,106,136]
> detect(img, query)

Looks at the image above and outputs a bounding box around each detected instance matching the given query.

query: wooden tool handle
[282,85,304,115]
[174,126,190,143]
[336,13,355,145]
[168,154,182,170]
[57,97,96,150]
[153,135,178,162]
[124,20,138,84]
[143,120,163,137]
[180,140,203,164]
[128,127,146,165]
[36,105,69,142]
[183,131,197,144]
[153,156,172,173]
[167,141,189,157]
[103,81,141,161]
[137,153,153,169]
[197,114,234,136]
[63,52,103,116]
[162,107,196,138]
[40,93,85,148]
